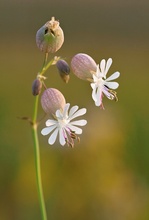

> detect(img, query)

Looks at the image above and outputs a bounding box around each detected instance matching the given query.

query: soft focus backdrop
[1,0,149,219]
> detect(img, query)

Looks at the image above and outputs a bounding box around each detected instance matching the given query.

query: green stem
[32,53,50,220]
[32,117,47,220]
[41,59,55,75]
[32,52,58,219]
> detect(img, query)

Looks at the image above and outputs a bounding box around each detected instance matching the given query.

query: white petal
[63,103,70,118]
[95,87,102,106]
[48,128,58,145]
[59,128,66,146]
[68,124,83,134]
[46,119,57,126]
[100,59,106,74]
[92,72,98,82]
[95,100,101,106]
[69,105,79,118]
[106,71,120,81]
[95,65,103,78]
[71,119,87,126]
[41,125,57,135]
[104,81,119,89]
[91,84,98,102]
[92,84,103,106]
[55,109,62,118]
[91,82,96,90]
[69,108,87,120]
[104,58,112,76]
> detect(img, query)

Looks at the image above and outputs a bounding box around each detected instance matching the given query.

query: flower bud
[36,17,64,53]
[32,79,42,96]
[71,53,97,81]
[41,88,66,115]
[56,59,70,83]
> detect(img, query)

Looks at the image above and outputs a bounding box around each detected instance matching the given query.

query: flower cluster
[33,17,120,147]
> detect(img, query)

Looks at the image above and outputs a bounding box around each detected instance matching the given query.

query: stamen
[65,128,80,147]
[104,85,118,102]
[70,131,77,139]
[77,137,80,143]
[108,89,118,102]
[65,138,74,148]
[100,93,105,109]
[70,130,81,143]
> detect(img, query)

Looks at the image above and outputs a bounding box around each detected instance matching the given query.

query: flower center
[94,75,104,89]
[57,117,69,128]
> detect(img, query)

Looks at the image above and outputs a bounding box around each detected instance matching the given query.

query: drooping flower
[41,88,87,147]
[71,53,120,108]
[91,58,120,108]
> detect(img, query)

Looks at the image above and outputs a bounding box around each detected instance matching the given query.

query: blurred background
[0,0,149,219]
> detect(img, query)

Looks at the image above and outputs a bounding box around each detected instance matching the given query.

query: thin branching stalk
[32,52,51,220]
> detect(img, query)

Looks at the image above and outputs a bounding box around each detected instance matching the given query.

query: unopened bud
[56,59,70,83]
[41,88,66,115]
[36,17,64,53]
[71,53,97,81]
[32,79,42,96]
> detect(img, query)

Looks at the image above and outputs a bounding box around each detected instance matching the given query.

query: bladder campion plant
[23,16,120,220]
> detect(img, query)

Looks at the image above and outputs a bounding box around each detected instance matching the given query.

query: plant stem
[32,119,47,220]
[32,53,49,220]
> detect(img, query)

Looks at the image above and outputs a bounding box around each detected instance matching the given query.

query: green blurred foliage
[0,0,149,219]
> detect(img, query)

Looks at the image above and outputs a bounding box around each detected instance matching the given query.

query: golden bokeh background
[0,0,149,219]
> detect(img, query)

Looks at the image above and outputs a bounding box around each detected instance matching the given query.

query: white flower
[41,103,87,147]
[91,58,120,108]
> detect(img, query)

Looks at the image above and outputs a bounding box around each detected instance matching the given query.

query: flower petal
[55,109,63,118]
[91,82,96,90]
[91,82,103,106]
[69,105,79,118]
[104,58,112,77]
[71,119,87,126]
[70,108,87,120]
[48,128,58,145]
[68,124,83,134]
[95,86,102,106]
[91,83,98,102]
[106,71,120,81]
[100,59,106,74]
[46,119,57,126]
[104,81,119,89]
[92,72,97,82]
[59,128,66,146]
[63,103,70,118]
[41,125,57,135]
[95,65,103,78]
